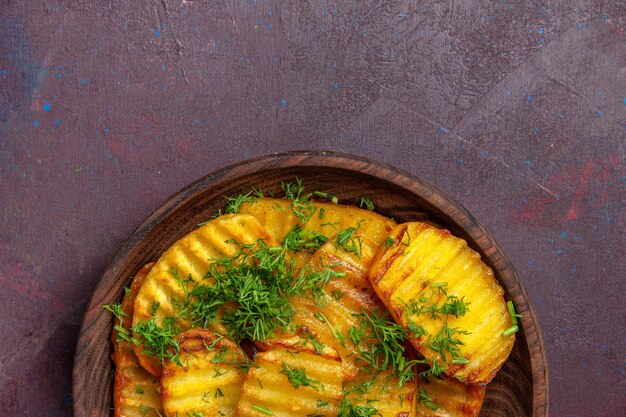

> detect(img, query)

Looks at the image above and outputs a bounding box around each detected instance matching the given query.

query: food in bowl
[104,179,519,417]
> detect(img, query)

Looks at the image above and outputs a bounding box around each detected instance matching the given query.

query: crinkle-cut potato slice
[236,341,344,417]
[132,213,276,376]
[416,377,485,417]
[256,233,385,380]
[111,263,164,417]
[344,370,417,417]
[239,197,396,269]
[368,222,515,385]
[161,329,248,417]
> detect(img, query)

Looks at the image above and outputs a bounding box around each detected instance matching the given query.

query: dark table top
[1,1,624,416]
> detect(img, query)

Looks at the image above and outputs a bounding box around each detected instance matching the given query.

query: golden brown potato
[343,370,417,417]
[236,341,344,417]
[239,197,396,270]
[416,377,485,417]
[132,214,277,376]
[257,233,386,380]
[369,222,515,385]
[161,329,249,417]
[111,263,164,417]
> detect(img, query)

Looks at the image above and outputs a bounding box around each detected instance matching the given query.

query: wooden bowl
[73,151,548,417]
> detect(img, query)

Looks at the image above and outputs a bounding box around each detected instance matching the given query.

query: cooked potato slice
[132,214,276,376]
[257,233,386,380]
[343,370,417,417]
[111,263,164,417]
[416,378,485,417]
[239,197,396,269]
[369,222,515,384]
[161,329,248,417]
[236,341,344,417]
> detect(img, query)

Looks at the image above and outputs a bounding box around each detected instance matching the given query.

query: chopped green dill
[418,358,446,380]
[319,207,326,219]
[331,289,344,301]
[252,404,273,415]
[252,186,265,198]
[418,387,439,410]
[131,316,182,366]
[384,236,394,249]
[201,391,211,402]
[502,325,518,337]
[135,386,145,394]
[338,399,379,417]
[103,303,126,321]
[215,387,224,397]
[350,308,422,387]
[139,405,164,417]
[313,191,339,204]
[336,224,363,258]
[316,399,329,407]
[123,286,131,296]
[224,192,255,214]
[359,197,375,210]
[314,311,345,347]
[283,225,328,253]
[280,362,323,391]
[299,332,325,354]
[507,300,522,325]
[281,178,316,222]
[149,301,160,316]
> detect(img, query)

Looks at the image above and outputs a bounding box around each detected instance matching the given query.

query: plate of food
[73,151,548,417]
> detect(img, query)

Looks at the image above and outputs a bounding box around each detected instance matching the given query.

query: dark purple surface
[0,1,624,416]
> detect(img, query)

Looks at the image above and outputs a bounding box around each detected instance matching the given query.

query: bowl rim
[73,149,548,417]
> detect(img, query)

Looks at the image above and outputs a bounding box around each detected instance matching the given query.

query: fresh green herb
[281,178,316,222]
[123,286,131,296]
[502,325,518,337]
[336,225,363,258]
[201,391,211,402]
[280,362,323,391]
[252,404,274,415]
[224,192,255,214]
[314,311,345,347]
[384,237,394,249]
[507,300,522,325]
[252,186,265,198]
[331,289,344,301]
[103,303,126,321]
[350,308,421,386]
[359,197,375,210]
[418,387,439,410]
[149,301,160,316]
[215,387,224,398]
[316,400,329,407]
[283,225,328,253]
[319,207,326,219]
[139,405,164,417]
[338,399,379,417]
[313,191,339,204]
[135,387,145,395]
[424,324,469,369]
[299,332,325,354]
[131,316,182,366]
